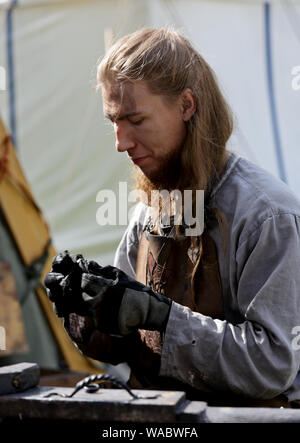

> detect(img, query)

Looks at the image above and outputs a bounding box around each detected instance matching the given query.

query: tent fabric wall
[0,0,148,269]
[0,0,299,269]
[150,0,300,189]
[0,0,299,273]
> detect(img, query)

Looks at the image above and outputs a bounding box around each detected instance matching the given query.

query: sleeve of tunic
[113,202,148,279]
[160,213,300,398]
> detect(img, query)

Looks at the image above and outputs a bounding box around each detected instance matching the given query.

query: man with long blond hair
[45,28,300,407]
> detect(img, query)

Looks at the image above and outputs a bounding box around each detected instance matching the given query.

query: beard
[131,146,183,201]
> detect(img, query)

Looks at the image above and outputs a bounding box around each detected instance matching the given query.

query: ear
[180,88,197,122]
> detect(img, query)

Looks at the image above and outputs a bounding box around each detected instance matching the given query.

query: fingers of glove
[51,251,76,275]
[44,272,70,317]
[44,271,84,316]
[86,264,148,293]
[80,273,126,335]
[51,250,86,275]
[81,260,124,283]
[81,273,115,297]
[44,272,64,301]
[59,273,92,316]
[86,259,103,275]
[82,264,148,296]
[99,265,152,293]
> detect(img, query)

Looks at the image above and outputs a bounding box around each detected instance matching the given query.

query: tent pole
[264,2,287,183]
[6,0,18,150]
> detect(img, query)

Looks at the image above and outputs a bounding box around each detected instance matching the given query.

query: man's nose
[114,122,135,152]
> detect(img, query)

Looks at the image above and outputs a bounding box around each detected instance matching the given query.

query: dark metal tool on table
[43,373,159,400]
[0,362,40,395]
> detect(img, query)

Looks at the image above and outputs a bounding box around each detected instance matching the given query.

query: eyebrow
[104,111,142,122]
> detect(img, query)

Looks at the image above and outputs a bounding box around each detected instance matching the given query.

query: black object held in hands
[44,250,92,317]
[44,251,172,335]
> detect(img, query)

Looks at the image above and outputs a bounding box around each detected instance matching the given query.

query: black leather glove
[44,251,90,317]
[44,251,172,336]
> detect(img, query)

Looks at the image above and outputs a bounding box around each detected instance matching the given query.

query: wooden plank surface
[1,384,300,423]
[0,386,186,423]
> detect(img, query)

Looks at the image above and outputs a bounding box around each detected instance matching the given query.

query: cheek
[133,117,186,154]
[134,127,157,150]
[162,120,186,150]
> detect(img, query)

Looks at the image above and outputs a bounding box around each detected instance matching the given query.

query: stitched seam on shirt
[210,153,241,199]
[237,212,300,252]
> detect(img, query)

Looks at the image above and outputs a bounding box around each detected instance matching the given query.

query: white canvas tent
[0,0,299,372]
[0,0,299,266]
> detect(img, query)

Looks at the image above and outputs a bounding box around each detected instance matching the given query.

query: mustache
[131,151,182,195]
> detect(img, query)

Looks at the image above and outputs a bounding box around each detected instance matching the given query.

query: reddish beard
[132,146,182,198]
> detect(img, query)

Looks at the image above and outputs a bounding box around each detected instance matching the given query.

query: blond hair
[97,28,231,297]
[97,27,233,193]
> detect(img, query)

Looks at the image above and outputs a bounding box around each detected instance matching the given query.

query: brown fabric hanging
[0,261,28,356]
[0,116,101,373]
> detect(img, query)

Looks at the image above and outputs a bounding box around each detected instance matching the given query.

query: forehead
[102,82,135,115]
[102,81,159,118]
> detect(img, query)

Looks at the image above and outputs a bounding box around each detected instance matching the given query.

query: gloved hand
[65,312,130,365]
[44,251,172,336]
[44,251,90,317]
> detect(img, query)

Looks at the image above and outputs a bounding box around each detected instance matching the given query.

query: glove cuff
[146,290,172,331]
[118,288,172,335]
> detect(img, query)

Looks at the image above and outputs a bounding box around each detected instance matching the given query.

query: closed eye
[129,118,144,126]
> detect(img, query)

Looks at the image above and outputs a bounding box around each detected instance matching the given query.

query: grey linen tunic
[114,153,300,401]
